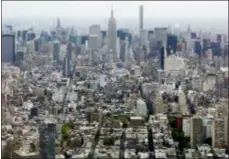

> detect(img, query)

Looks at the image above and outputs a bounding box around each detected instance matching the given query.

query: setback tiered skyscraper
[108,8,117,61]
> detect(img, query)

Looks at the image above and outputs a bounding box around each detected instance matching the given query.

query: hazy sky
[2,1,228,19]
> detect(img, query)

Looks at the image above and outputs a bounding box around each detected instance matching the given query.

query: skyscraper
[139,5,144,34]
[160,47,165,70]
[2,34,15,64]
[63,56,70,77]
[190,116,204,148]
[108,7,117,61]
[53,41,60,61]
[39,120,56,159]
[212,118,227,148]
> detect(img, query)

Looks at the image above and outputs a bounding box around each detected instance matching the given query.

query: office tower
[63,56,70,77]
[116,37,120,60]
[212,118,227,148]
[53,41,60,61]
[81,35,88,45]
[167,34,178,55]
[39,120,56,159]
[35,38,42,52]
[211,42,221,57]
[26,41,35,54]
[160,47,165,70]
[88,35,100,50]
[120,41,125,62]
[124,36,129,63]
[202,38,211,53]
[154,93,164,114]
[194,40,202,56]
[139,5,143,34]
[27,32,36,41]
[15,51,24,65]
[190,116,204,148]
[108,8,117,61]
[140,29,148,46]
[2,34,15,64]
[89,25,101,35]
[16,30,21,41]
[89,25,101,48]
[22,30,28,42]
[67,43,72,60]
[191,32,197,39]
[155,28,167,49]
[128,33,132,47]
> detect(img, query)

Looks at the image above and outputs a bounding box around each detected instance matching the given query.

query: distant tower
[160,47,165,70]
[108,6,117,61]
[139,5,144,34]
[57,18,61,29]
[63,56,70,77]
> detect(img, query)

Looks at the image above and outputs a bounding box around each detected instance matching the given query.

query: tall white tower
[108,7,117,61]
[139,5,144,34]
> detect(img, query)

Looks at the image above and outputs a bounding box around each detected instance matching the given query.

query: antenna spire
[111,5,114,17]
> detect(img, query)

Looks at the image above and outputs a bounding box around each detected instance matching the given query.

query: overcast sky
[2,1,228,19]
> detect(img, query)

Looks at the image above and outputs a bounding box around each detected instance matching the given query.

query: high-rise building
[39,120,56,159]
[15,51,24,65]
[108,8,117,61]
[155,28,167,49]
[67,43,72,60]
[63,56,71,77]
[89,25,101,35]
[34,38,41,52]
[2,34,15,64]
[212,118,227,148]
[57,18,61,29]
[160,47,165,70]
[22,30,28,42]
[53,41,60,61]
[226,117,229,147]
[16,30,21,41]
[140,29,148,46]
[167,34,178,55]
[88,35,100,50]
[139,5,144,34]
[190,116,204,148]
[89,25,101,48]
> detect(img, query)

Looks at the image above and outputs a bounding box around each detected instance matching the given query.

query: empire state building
[107,8,117,61]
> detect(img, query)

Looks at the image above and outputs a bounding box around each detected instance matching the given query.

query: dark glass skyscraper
[160,47,165,70]
[194,40,202,56]
[2,34,15,64]
[63,56,70,77]
[53,42,60,61]
[167,34,178,55]
[39,122,56,159]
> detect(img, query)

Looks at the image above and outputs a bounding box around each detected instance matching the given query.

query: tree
[61,124,72,140]
[168,116,176,129]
